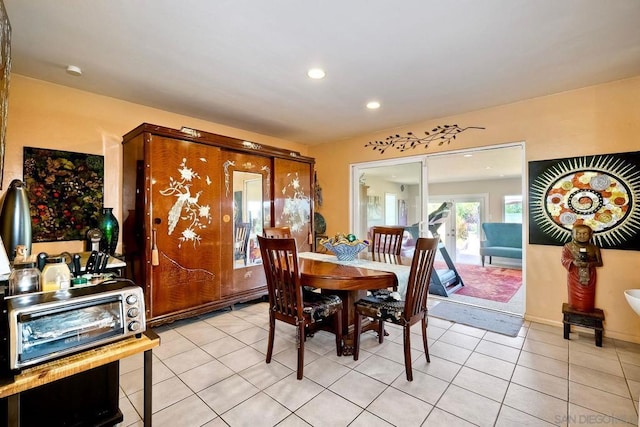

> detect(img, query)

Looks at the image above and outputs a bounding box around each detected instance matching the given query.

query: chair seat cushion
[303,290,342,322]
[355,295,405,324]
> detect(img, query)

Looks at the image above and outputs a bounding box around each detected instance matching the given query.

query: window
[504,195,523,223]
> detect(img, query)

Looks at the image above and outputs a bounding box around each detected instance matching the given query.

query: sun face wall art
[528,151,640,251]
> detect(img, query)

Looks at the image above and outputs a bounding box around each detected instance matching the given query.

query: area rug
[434,261,522,303]
[429,301,524,337]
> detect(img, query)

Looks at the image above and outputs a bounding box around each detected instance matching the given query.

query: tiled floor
[117,300,640,426]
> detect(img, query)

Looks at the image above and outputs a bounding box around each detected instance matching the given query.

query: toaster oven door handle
[17,295,121,321]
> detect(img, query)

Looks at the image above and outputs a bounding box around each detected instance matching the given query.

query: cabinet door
[220,151,270,297]
[148,136,221,318]
[273,158,313,252]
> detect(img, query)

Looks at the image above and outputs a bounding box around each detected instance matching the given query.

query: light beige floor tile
[517,350,569,379]
[198,374,259,414]
[427,316,454,330]
[118,396,141,427]
[367,387,433,426]
[622,362,640,382]
[371,340,410,364]
[569,381,637,424]
[429,340,473,365]
[569,350,624,377]
[511,365,568,400]
[163,347,214,375]
[173,321,227,346]
[412,354,462,383]
[436,384,501,426]
[329,370,387,407]
[423,407,476,426]
[272,346,323,372]
[323,347,372,369]
[523,339,568,362]
[618,350,640,367]
[496,405,557,426]
[204,314,255,334]
[303,330,342,356]
[569,364,631,398]
[217,345,265,372]
[295,389,363,427]
[568,403,637,426]
[503,383,567,424]
[150,394,217,427]
[438,329,481,350]
[153,327,181,344]
[119,359,174,395]
[354,353,405,385]
[264,373,325,411]
[200,417,228,427]
[200,335,248,358]
[464,352,515,381]
[129,376,193,415]
[475,339,521,363]
[426,324,448,341]
[568,335,617,359]
[220,391,290,426]
[232,325,270,345]
[391,369,449,404]
[178,359,235,392]
[277,413,314,427]
[304,355,352,387]
[152,334,198,360]
[349,410,394,426]
[627,378,640,402]
[449,322,488,338]
[483,331,525,349]
[529,323,564,335]
[526,328,569,348]
[239,359,293,389]
[452,366,509,402]
[120,352,145,374]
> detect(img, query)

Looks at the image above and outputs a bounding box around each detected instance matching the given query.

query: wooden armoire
[122,123,315,326]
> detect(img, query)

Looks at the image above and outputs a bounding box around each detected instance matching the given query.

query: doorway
[350,143,525,315]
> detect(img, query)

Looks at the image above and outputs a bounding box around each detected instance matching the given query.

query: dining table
[298,251,412,355]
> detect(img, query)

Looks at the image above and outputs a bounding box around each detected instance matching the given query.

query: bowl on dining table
[320,234,369,261]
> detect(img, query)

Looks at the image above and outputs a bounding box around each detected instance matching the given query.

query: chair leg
[422,316,430,363]
[335,310,343,357]
[403,324,413,381]
[296,321,305,380]
[378,320,385,344]
[266,313,275,363]
[353,312,362,361]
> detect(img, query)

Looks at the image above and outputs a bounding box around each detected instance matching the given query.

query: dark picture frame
[528,151,640,251]
[0,0,11,189]
[23,147,104,242]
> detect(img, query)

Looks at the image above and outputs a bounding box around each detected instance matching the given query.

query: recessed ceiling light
[307,68,325,79]
[366,101,381,110]
[463,154,473,158]
[66,65,82,76]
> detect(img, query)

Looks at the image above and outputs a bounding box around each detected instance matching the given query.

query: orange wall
[4,73,640,342]
[309,76,640,342]
[2,75,309,255]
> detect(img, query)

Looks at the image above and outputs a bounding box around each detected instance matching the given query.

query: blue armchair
[479,222,522,267]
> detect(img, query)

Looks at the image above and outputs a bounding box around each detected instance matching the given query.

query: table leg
[7,393,19,427]
[144,348,153,427]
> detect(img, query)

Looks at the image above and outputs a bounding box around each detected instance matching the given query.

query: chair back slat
[404,237,438,320]
[264,226,291,238]
[370,226,404,255]
[257,235,303,322]
[234,222,251,265]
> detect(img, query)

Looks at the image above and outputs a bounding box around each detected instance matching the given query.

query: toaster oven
[0,279,146,373]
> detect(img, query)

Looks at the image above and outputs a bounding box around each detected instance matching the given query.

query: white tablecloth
[298,252,410,298]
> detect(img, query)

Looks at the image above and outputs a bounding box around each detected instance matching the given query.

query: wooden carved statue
[561,224,603,312]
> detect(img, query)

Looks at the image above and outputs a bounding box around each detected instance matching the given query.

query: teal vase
[99,207,119,255]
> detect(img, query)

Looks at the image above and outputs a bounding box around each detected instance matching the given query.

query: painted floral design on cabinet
[280,172,310,233]
[159,157,212,247]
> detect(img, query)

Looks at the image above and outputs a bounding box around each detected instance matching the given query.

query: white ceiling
[4,1,640,146]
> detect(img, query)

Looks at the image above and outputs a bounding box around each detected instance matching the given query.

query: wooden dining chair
[263,226,291,238]
[370,226,405,256]
[257,235,343,380]
[353,237,438,381]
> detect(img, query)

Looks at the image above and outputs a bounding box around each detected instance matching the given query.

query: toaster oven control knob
[126,294,138,305]
[128,321,141,332]
[127,307,140,318]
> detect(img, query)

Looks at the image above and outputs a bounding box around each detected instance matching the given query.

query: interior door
[148,136,221,317]
[428,195,486,264]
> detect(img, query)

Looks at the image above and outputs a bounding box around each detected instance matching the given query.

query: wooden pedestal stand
[562,303,605,347]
